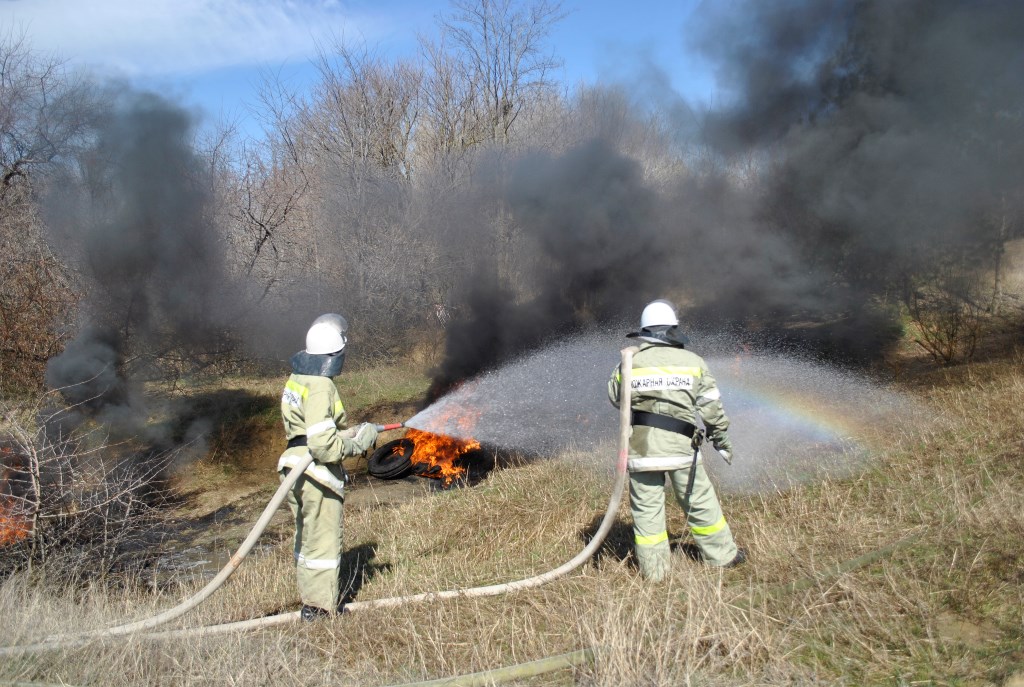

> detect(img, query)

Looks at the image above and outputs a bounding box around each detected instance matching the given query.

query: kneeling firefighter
[608,300,745,581]
[279,313,379,620]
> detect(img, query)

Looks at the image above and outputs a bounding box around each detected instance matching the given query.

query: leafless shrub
[0,392,175,576]
[904,264,987,365]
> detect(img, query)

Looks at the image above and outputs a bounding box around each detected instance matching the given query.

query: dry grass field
[1,349,1022,686]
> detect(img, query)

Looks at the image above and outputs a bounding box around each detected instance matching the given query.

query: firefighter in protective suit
[608,300,745,580]
[279,313,378,620]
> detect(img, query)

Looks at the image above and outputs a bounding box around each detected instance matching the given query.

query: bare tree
[230,144,307,288]
[416,34,484,184]
[0,185,80,391]
[439,0,565,145]
[0,30,94,390]
[0,29,95,200]
[302,40,422,179]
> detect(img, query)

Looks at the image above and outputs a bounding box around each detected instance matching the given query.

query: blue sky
[0,0,719,136]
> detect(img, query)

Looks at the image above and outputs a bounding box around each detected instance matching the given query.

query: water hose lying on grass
[0,349,638,655]
[0,450,318,655]
[388,647,598,687]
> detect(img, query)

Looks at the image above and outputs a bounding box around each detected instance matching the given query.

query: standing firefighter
[608,300,746,581]
[279,313,378,621]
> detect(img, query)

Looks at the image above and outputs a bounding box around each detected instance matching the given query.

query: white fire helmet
[639,300,679,329]
[305,313,348,355]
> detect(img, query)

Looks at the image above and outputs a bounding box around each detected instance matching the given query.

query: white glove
[352,423,379,453]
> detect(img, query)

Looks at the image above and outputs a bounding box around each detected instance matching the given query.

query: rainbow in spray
[706,353,906,491]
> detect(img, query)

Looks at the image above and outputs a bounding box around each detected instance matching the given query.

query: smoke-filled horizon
[34,0,1024,433]
[431,0,1024,390]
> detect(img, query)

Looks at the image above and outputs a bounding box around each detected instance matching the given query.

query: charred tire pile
[368,439,416,479]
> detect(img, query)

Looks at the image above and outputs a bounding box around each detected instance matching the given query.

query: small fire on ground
[399,428,481,485]
[0,498,31,546]
[0,445,31,546]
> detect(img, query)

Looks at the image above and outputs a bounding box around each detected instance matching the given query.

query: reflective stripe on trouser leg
[629,471,672,581]
[282,469,344,610]
[669,464,737,566]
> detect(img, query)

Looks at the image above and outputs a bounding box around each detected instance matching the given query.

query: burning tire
[368,439,416,480]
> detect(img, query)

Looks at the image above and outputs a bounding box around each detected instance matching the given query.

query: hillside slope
[1,350,1022,685]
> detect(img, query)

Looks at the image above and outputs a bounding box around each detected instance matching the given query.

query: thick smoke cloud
[433,0,1024,388]
[34,1,1024,417]
[44,92,233,436]
[41,90,326,439]
[428,139,671,397]
[689,0,1024,292]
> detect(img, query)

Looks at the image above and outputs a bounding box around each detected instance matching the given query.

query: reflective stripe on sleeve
[691,516,727,537]
[635,531,669,547]
[296,554,340,570]
[282,379,308,408]
[334,399,344,415]
[306,464,346,494]
[286,380,308,398]
[697,387,721,402]
[307,419,336,437]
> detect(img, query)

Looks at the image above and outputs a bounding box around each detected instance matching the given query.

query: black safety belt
[631,410,696,437]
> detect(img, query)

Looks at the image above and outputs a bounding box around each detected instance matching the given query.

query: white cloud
[0,0,387,76]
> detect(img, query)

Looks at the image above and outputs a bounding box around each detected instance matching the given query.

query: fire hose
[0,348,637,655]
[2,425,406,650]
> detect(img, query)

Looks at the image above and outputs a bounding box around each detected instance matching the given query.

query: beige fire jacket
[277,373,364,494]
[608,342,731,472]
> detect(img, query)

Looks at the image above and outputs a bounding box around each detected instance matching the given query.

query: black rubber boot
[724,547,748,569]
[301,605,332,622]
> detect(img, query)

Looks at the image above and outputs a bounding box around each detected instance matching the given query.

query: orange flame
[404,429,481,485]
[0,446,31,546]
[399,399,484,485]
[0,497,31,546]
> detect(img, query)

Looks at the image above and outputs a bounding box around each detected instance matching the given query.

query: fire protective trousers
[630,460,737,580]
[282,469,344,611]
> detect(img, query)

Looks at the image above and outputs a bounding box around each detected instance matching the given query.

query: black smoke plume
[685,0,1024,324]
[427,139,670,398]
[44,92,230,437]
[431,0,1024,390]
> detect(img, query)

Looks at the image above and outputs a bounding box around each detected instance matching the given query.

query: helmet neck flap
[290,350,346,377]
[626,324,690,348]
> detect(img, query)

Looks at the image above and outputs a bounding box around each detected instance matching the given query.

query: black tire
[368,438,416,480]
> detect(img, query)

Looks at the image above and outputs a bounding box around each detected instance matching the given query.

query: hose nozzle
[375,423,405,432]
